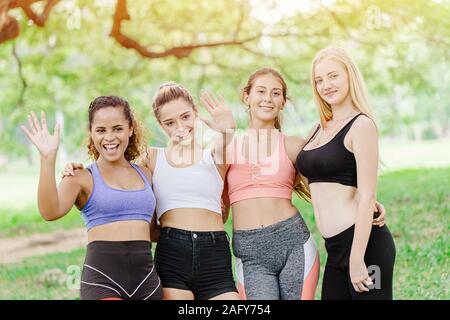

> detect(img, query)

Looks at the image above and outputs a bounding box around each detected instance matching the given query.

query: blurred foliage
[0,0,449,157]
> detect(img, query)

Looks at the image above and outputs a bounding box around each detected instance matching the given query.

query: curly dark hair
[86,96,146,162]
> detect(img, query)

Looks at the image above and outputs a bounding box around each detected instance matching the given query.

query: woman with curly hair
[20,96,163,300]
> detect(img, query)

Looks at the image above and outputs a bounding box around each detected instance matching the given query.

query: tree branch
[17,0,59,27]
[1,0,58,44]
[12,41,27,107]
[109,0,264,59]
[9,0,40,9]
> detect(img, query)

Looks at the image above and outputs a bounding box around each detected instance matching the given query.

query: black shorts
[154,227,238,300]
[80,240,163,300]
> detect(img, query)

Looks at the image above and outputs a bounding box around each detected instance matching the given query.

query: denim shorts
[154,227,238,300]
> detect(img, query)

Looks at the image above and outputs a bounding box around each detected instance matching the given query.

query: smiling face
[314,57,350,107]
[90,106,133,163]
[157,98,197,146]
[244,73,286,125]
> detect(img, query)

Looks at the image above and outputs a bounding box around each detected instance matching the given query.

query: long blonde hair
[311,46,375,128]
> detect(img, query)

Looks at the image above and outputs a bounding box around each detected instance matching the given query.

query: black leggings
[322,225,396,300]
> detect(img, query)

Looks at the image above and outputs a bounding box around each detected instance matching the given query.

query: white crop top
[152,148,224,220]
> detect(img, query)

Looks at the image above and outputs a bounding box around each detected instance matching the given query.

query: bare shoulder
[284,135,306,147]
[284,135,306,163]
[71,167,91,180]
[59,168,91,188]
[352,115,377,134]
[285,136,306,149]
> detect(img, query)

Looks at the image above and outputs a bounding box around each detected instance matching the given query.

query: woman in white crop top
[138,82,239,300]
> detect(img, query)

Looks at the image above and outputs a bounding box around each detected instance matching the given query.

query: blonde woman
[220,68,386,300]
[296,47,396,299]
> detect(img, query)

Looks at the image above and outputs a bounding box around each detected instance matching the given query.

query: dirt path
[0,228,87,265]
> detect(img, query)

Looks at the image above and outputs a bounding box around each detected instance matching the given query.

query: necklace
[309,110,358,148]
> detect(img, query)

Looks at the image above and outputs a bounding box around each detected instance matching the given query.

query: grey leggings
[232,213,320,300]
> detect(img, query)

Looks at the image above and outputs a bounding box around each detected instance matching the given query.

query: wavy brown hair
[86,96,146,162]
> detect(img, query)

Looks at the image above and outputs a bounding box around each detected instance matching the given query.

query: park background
[0,0,448,299]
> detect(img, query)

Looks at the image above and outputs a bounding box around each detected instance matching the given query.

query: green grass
[0,206,84,238]
[0,167,448,299]
[374,168,449,299]
[0,249,85,300]
[0,160,84,237]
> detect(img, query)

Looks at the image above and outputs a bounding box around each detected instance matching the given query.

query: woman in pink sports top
[221,68,387,300]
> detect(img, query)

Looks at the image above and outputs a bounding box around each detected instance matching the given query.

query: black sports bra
[295,113,365,187]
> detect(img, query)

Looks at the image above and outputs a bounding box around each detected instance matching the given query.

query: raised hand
[200,91,236,133]
[20,111,60,158]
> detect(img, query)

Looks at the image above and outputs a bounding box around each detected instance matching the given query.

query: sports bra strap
[336,113,364,138]
[129,163,151,188]
[305,124,321,145]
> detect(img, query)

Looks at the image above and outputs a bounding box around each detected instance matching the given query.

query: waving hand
[20,111,60,158]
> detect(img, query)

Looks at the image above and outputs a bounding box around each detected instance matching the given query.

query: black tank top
[295,113,365,187]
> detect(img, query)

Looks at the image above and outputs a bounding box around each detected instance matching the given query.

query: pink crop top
[227,132,296,204]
